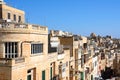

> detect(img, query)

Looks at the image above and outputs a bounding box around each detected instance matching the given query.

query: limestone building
[0,1,49,80]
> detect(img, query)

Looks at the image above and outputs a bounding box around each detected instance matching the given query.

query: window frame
[5,42,18,58]
[31,43,43,54]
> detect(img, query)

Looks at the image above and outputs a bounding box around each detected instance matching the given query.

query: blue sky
[5,0,120,38]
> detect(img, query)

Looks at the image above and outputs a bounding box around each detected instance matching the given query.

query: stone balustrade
[0,22,48,34]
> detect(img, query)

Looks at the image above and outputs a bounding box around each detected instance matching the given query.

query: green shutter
[81,72,84,80]
[42,70,45,80]
[50,67,52,80]
[91,75,93,80]
[27,75,31,80]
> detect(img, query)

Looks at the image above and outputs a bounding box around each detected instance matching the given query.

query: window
[27,68,36,80]
[31,43,43,54]
[5,42,18,58]
[83,43,87,49]
[8,13,11,19]
[13,14,16,21]
[18,16,21,22]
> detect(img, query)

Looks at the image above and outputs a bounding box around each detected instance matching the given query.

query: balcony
[0,57,25,66]
[0,22,48,34]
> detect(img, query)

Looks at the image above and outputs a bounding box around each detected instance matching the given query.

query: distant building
[0,1,49,80]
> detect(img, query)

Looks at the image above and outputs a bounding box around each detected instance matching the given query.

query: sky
[5,0,120,38]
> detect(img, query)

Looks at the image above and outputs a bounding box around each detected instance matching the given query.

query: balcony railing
[32,24,47,31]
[0,22,28,28]
[0,22,47,31]
[0,57,25,66]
